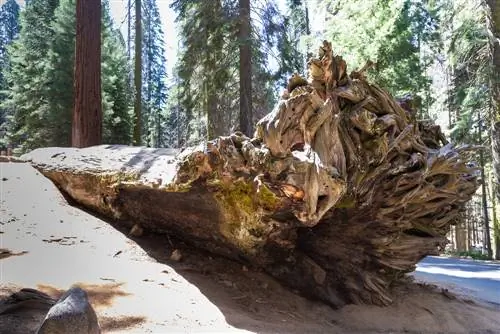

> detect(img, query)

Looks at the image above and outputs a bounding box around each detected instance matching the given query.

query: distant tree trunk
[487,0,500,259]
[72,0,102,148]
[488,170,500,259]
[133,0,142,146]
[304,1,312,64]
[238,0,252,137]
[455,220,467,252]
[206,1,224,140]
[480,150,492,257]
[127,0,131,59]
[146,10,152,147]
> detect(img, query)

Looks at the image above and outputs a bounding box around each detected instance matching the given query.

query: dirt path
[1,162,500,333]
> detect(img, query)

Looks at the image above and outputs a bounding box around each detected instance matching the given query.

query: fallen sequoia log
[22,41,480,307]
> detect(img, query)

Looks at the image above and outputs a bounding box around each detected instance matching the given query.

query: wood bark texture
[72,0,102,148]
[488,0,500,260]
[24,42,480,308]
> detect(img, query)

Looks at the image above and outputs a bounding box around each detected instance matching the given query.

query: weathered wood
[22,41,480,308]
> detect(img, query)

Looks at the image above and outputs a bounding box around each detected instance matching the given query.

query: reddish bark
[72,0,102,148]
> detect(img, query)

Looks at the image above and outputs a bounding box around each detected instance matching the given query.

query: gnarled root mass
[24,41,479,308]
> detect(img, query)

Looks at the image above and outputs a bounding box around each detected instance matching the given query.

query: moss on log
[22,41,480,308]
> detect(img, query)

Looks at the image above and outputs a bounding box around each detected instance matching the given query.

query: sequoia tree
[23,42,480,307]
[72,0,102,147]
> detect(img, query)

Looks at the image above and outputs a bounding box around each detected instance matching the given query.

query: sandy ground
[1,162,500,334]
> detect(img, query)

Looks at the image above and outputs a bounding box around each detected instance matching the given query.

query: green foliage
[142,0,168,147]
[274,0,309,85]
[170,0,282,144]
[0,0,20,147]
[2,0,132,152]
[309,0,439,117]
[1,0,59,152]
[444,0,491,145]
[453,250,491,260]
[42,0,76,147]
[102,2,133,145]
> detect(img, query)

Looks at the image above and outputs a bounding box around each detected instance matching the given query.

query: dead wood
[22,41,480,308]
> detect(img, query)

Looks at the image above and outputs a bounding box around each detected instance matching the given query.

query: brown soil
[1,162,499,334]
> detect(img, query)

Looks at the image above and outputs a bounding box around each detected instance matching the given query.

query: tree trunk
[488,170,500,259]
[133,0,142,146]
[146,8,152,147]
[25,42,480,308]
[127,0,131,59]
[72,0,102,148]
[480,150,492,257]
[304,1,313,65]
[238,0,252,137]
[487,0,500,259]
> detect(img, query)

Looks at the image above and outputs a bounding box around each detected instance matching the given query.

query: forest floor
[1,162,500,334]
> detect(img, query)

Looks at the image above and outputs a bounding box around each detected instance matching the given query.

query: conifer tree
[0,0,20,145]
[142,0,167,147]
[171,0,286,142]
[42,0,77,146]
[2,0,59,151]
[101,1,133,145]
[133,0,142,145]
[3,0,132,152]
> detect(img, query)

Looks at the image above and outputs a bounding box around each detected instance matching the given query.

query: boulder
[37,287,100,334]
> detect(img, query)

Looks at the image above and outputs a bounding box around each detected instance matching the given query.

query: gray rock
[37,286,100,334]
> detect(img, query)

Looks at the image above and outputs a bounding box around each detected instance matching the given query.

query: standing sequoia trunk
[488,0,500,259]
[239,0,252,137]
[133,0,142,146]
[72,0,102,148]
[24,42,480,308]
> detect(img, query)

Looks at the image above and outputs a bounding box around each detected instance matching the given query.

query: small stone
[170,249,182,262]
[129,224,143,237]
[242,265,248,272]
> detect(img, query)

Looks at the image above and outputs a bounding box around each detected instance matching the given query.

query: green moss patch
[213,179,281,254]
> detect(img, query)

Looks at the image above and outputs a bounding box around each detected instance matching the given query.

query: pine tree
[42,0,77,147]
[239,0,252,137]
[310,0,439,117]
[102,1,133,145]
[0,0,20,147]
[1,0,59,152]
[133,0,142,145]
[275,0,310,85]
[143,0,168,147]
[171,0,231,141]
[3,0,132,152]
[101,40,133,146]
[171,0,286,142]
